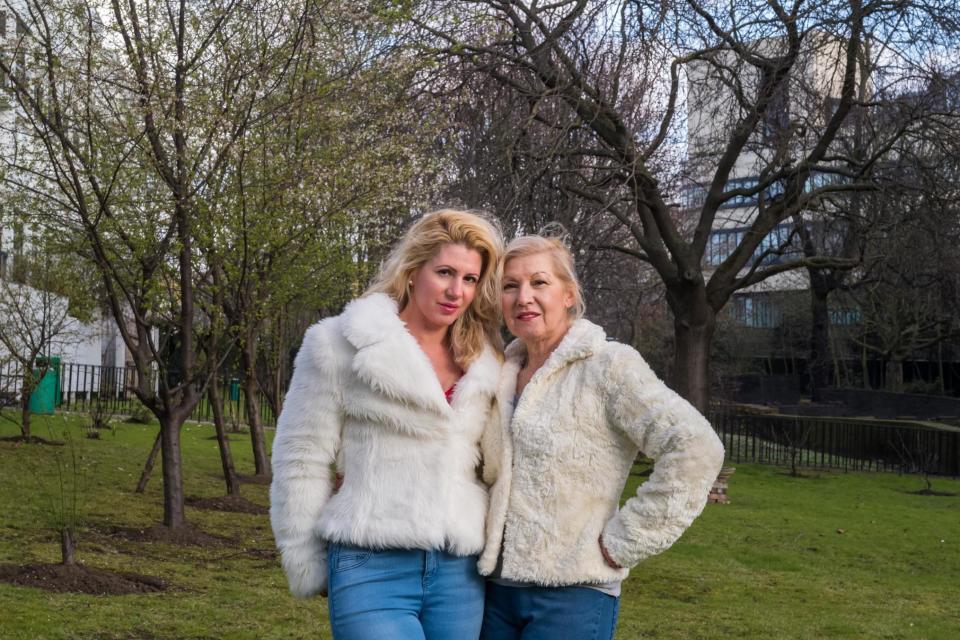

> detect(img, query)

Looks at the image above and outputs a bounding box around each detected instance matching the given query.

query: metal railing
[0,360,278,427]
[710,410,960,477]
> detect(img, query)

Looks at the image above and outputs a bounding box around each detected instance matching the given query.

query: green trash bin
[29,356,61,415]
[229,378,240,402]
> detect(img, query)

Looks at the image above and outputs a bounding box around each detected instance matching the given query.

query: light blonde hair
[503,234,586,320]
[366,209,504,365]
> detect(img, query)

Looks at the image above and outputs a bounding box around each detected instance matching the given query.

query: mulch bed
[186,494,269,515]
[108,523,235,547]
[0,562,166,595]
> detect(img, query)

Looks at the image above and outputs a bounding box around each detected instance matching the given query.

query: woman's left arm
[599,345,725,570]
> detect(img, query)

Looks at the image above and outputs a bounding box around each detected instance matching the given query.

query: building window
[706,227,743,266]
[685,171,842,213]
[829,308,861,326]
[714,176,788,209]
[705,224,797,267]
[732,294,781,328]
[681,184,707,210]
[752,224,794,265]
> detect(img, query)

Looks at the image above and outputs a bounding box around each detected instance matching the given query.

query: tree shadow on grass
[0,435,64,446]
[779,471,824,479]
[905,488,958,497]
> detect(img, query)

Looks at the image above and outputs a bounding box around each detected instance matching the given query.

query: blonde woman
[479,235,724,640]
[270,210,504,639]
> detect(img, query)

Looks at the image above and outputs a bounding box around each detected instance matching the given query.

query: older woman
[479,235,725,640]
[270,209,503,639]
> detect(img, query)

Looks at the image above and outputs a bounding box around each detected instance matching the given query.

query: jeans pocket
[333,544,372,572]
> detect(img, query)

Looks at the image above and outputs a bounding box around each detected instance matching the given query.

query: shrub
[126,398,154,424]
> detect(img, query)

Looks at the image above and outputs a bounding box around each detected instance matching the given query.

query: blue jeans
[327,543,485,640]
[480,582,620,640]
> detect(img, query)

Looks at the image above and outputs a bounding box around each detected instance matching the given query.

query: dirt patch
[0,435,64,446]
[186,494,268,515]
[108,523,235,547]
[238,474,272,485]
[244,548,277,560]
[0,562,166,595]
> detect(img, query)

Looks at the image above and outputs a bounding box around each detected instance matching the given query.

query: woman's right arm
[269,321,344,598]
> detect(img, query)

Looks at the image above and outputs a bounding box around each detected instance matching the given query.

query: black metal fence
[0,360,278,427]
[710,410,960,477]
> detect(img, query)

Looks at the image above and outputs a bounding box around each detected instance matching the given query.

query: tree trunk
[886,359,904,392]
[60,527,75,565]
[20,367,34,439]
[861,341,870,389]
[242,337,270,478]
[20,394,30,440]
[159,413,187,528]
[208,377,240,496]
[668,287,717,413]
[808,273,832,401]
[937,329,945,394]
[136,430,162,493]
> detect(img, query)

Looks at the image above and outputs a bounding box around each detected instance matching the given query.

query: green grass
[1,414,958,639]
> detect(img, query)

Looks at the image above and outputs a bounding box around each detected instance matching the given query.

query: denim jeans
[327,543,485,640]
[480,581,620,640]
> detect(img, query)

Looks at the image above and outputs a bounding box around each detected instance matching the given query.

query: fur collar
[504,318,607,379]
[341,293,500,415]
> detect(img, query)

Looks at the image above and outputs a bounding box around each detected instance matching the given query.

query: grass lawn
[1,413,958,639]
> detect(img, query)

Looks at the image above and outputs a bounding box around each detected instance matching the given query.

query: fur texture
[478,319,725,586]
[269,293,499,598]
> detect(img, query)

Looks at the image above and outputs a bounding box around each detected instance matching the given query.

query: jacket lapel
[501,319,608,421]
[341,293,451,417]
[450,344,502,410]
[341,293,502,416]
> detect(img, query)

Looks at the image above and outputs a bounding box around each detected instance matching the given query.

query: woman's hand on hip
[598,535,623,569]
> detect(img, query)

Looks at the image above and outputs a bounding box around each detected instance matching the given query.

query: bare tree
[418,0,960,409]
[0,0,311,528]
[835,70,960,392]
[195,7,434,479]
[0,248,86,441]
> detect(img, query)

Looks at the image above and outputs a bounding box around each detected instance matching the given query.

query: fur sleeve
[599,345,725,569]
[269,320,344,598]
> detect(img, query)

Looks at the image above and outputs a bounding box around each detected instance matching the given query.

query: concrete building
[683,34,855,334]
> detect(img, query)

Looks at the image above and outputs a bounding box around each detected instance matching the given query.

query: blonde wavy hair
[503,234,586,320]
[366,209,504,366]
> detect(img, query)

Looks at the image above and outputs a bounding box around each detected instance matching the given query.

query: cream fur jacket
[269,293,500,598]
[478,319,725,586]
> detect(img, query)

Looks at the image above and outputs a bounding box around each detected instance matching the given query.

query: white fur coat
[269,293,500,598]
[478,319,725,586]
